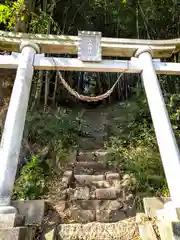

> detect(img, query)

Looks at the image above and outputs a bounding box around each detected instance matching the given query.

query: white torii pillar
[0,42,39,213]
[136,47,180,209]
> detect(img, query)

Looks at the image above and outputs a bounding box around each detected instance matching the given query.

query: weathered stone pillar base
[0,200,45,240]
[0,227,36,240]
[137,197,180,240]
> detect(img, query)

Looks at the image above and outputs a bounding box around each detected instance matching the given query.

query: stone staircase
[43,150,138,239]
[78,109,109,150]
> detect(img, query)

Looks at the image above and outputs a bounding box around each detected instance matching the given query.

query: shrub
[105,92,176,198]
[13,155,49,200]
[26,109,85,149]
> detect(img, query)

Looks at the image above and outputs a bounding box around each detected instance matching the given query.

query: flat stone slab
[68,200,100,210]
[0,213,16,228]
[11,200,45,225]
[0,227,35,240]
[92,180,110,188]
[77,152,95,162]
[143,197,170,218]
[57,219,139,240]
[95,188,117,200]
[74,174,105,185]
[105,173,120,181]
[70,187,90,200]
[67,200,123,210]
[74,162,106,174]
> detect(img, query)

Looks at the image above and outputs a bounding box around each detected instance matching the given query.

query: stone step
[105,173,120,181]
[65,208,127,223]
[65,209,96,223]
[78,138,104,151]
[54,219,139,240]
[68,187,90,200]
[67,187,122,201]
[77,150,109,163]
[96,209,126,222]
[67,200,124,210]
[95,188,120,200]
[91,180,111,188]
[77,152,96,162]
[94,150,108,162]
[74,174,105,186]
[0,227,36,240]
[74,161,107,175]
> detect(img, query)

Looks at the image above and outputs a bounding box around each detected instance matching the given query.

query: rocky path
[42,150,139,240]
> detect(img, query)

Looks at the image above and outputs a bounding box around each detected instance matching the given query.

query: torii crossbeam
[0,31,180,219]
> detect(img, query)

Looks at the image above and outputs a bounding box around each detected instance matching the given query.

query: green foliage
[13,108,85,200]
[13,155,49,200]
[0,0,25,30]
[105,91,180,198]
[29,9,58,34]
[26,109,85,149]
[0,4,11,25]
[167,94,180,138]
[106,137,166,194]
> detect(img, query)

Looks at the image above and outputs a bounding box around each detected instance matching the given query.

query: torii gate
[0,30,180,218]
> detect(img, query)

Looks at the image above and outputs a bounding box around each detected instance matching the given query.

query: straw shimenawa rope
[52,58,128,102]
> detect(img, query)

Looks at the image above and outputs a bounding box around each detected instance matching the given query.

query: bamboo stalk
[52,71,58,107]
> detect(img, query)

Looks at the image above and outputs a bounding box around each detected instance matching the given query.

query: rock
[70,187,90,200]
[131,177,137,185]
[95,188,117,200]
[123,174,131,180]
[106,173,120,181]
[121,179,131,188]
[54,201,67,213]
[62,171,73,188]
[125,194,134,205]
